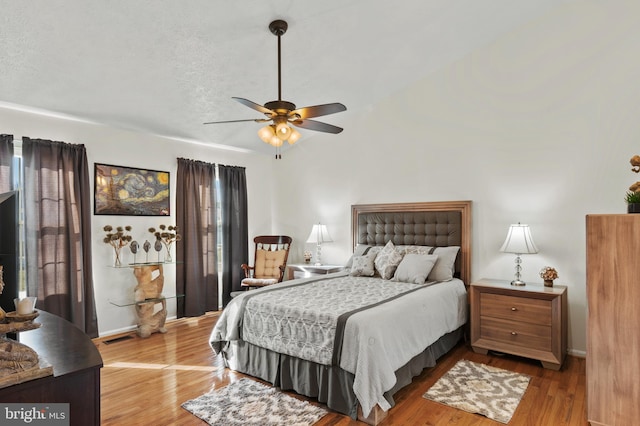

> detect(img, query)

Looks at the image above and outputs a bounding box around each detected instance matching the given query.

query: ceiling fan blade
[232,97,274,115]
[291,119,343,134]
[289,103,346,120]
[203,118,269,125]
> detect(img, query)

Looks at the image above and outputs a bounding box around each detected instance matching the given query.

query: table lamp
[500,222,538,286]
[306,223,333,266]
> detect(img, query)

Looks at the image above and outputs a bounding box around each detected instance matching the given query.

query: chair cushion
[241,278,278,287]
[254,249,287,279]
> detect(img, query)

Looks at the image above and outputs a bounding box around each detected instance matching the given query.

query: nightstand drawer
[480,293,552,326]
[479,316,552,351]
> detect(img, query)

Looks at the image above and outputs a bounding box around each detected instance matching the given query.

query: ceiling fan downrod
[269,20,288,102]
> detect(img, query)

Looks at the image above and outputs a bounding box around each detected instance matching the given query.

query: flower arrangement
[539,266,558,286]
[303,250,313,263]
[627,155,640,213]
[103,225,133,266]
[149,225,181,262]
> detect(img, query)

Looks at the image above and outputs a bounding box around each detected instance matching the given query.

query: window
[12,142,26,296]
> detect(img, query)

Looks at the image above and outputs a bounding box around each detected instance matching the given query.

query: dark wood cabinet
[0,310,103,426]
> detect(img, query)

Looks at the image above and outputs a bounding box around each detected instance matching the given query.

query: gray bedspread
[210,271,467,418]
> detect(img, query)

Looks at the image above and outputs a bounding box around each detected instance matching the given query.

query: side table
[470,278,567,370]
[287,264,344,280]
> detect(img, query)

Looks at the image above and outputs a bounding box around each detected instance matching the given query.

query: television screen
[0,190,18,313]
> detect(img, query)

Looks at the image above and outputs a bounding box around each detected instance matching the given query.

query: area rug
[423,359,530,424]
[182,378,328,426]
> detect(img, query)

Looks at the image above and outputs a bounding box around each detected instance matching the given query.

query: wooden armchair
[241,235,292,290]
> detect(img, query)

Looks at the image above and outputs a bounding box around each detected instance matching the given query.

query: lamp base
[510,279,526,286]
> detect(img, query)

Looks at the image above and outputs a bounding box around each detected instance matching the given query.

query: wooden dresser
[586,215,640,426]
[0,310,103,426]
[470,278,567,370]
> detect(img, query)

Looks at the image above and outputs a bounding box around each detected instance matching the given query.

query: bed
[210,201,472,425]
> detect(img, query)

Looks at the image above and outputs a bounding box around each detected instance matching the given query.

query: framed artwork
[94,163,170,216]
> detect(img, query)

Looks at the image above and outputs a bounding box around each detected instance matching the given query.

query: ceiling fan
[204,19,346,159]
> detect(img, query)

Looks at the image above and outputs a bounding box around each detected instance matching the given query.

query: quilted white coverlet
[209,272,467,418]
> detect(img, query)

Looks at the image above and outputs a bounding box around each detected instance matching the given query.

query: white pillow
[395,245,433,256]
[350,252,376,276]
[345,244,372,268]
[427,246,460,282]
[374,240,404,280]
[392,253,439,284]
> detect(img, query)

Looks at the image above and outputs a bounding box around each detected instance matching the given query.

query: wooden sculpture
[133,264,167,338]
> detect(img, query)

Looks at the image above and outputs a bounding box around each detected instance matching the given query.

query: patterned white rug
[182,378,328,426]
[423,359,530,424]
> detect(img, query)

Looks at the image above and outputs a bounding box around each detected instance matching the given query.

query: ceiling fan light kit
[204,19,346,159]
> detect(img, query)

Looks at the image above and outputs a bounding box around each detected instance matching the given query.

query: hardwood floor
[97,312,588,425]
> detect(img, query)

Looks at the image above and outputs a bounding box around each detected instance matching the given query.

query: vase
[113,246,122,267]
[544,279,554,287]
[627,203,640,214]
[163,241,173,262]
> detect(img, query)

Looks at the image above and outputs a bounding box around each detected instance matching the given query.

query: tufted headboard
[351,201,472,285]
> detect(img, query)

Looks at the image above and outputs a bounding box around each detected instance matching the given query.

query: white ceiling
[0,1,569,155]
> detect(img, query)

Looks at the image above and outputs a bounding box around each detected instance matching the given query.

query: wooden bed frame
[351,201,471,285]
[350,200,472,424]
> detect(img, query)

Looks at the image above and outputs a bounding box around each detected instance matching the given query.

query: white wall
[272,1,640,356]
[0,106,275,336]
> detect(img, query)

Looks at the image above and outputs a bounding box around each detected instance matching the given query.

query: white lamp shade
[276,122,292,140]
[287,128,301,144]
[500,223,538,254]
[258,125,276,143]
[306,224,333,244]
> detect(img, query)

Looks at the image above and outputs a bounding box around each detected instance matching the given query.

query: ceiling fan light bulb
[258,125,276,143]
[276,122,292,140]
[288,128,301,144]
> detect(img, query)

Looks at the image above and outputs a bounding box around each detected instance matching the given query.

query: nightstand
[470,278,567,370]
[287,264,344,280]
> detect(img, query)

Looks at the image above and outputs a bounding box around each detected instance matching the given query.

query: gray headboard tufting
[351,201,472,284]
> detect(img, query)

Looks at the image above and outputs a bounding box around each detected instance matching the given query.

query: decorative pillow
[395,245,434,256]
[374,241,404,280]
[392,253,439,284]
[345,244,372,268]
[427,246,460,282]
[350,252,376,277]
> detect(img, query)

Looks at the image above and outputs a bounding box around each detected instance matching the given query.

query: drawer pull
[511,307,517,311]
[511,331,518,336]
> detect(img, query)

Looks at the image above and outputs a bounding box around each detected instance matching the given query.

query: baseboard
[97,315,178,338]
[568,348,586,358]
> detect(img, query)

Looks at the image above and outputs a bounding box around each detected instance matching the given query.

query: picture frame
[94,163,170,216]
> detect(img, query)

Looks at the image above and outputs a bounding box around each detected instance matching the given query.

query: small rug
[423,359,530,424]
[182,378,328,426]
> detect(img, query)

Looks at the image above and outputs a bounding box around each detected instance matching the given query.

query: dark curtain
[218,164,248,307]
[22,137,98,337]
[175,158,218,317]
[0,135,13,192]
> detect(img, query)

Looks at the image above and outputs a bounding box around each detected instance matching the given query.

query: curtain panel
[218,165,248,307]
[0,134,13,192]
[22,137,98,337]
[175,158,218,317]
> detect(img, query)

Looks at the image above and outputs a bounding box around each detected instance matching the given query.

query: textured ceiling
[0,1,568,155]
